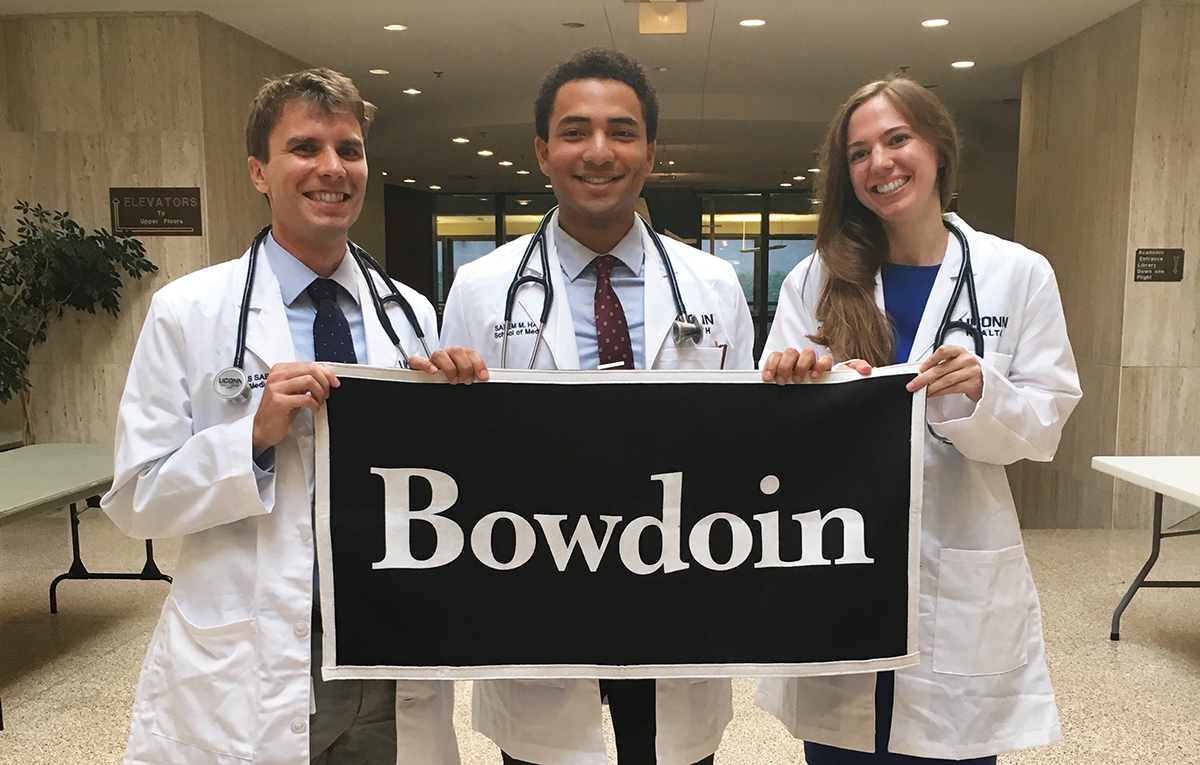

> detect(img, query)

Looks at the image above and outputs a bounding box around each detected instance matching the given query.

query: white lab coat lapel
[243,250,296,370]
[511,222,579,370]
[879,213,986,363]
[352,257,403,368]
[642,225,679,369]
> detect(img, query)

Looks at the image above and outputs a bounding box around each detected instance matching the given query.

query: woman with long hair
[757,77,1081,763]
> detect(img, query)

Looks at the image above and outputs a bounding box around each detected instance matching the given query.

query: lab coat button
[299,526,312,543]
[291,718,307,734]
[295,621,309,637]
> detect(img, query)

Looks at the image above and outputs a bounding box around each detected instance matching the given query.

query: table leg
[49,497,172,614]
[1111,492,1164,640]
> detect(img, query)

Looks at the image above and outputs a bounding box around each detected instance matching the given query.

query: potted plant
[0,201,157,445]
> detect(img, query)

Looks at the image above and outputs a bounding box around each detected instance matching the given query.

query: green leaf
[0,200,157,402]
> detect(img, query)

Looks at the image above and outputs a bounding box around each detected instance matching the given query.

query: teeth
[309,192,346,203]
[581,177,616,184]
[874,178,907,194]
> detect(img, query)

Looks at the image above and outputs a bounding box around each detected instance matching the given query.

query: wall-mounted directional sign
[1134,248,1184,282]
[110,187,202,236]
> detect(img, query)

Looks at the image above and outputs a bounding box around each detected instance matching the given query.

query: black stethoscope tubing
[216,225,429,401]
[935,220,984,357]
[926,220,984,444]
[500,207,703,369]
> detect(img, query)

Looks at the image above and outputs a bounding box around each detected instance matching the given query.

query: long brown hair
[808,77,961,365]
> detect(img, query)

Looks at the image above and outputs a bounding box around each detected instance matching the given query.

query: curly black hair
[535,48,658,142]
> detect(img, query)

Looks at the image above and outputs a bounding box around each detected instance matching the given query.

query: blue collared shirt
[552,220,646,370]
[261,232,367,363]
[259,234,367,600]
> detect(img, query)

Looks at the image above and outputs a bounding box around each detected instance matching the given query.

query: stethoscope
[500,207,704,369]
[213,225,431,401]
[927,220,984,444]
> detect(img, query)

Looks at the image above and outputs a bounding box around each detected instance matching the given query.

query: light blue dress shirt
[252,234,366,486]
[259,234,368,599]
[261,232,367,363]
[552,220,646,370]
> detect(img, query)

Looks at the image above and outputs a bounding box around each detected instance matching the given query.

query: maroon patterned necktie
[592,255,634,369]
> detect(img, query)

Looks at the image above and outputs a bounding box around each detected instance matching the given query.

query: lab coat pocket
[932,544,1031,676]
[655,344,727,370]
[149,596,259,760]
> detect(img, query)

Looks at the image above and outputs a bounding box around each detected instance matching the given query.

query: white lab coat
[440,216,754,765]
[102,246,459,765]
[755,214,1081,760]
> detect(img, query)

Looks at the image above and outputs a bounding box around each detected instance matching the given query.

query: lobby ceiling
[1,0,1138,192]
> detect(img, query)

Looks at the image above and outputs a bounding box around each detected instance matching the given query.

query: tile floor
[2,509,1198,764]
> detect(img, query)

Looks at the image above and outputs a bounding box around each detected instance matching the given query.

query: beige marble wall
[0,13,303,444]
[1014,1,1200,528]
[1113,3,1200,527]
[196,15,304,266]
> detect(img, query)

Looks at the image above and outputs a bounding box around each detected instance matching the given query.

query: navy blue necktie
[307,278,358,364]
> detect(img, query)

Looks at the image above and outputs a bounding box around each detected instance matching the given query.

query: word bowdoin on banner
[315,366,925,681]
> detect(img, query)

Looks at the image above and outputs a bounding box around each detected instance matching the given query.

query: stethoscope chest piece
[213,366,250,401]
[672,314,704,345]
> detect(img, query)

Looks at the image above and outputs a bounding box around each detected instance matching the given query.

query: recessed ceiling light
[498,160,513,166]
[779,182,792,187]
[452,137,469,143]
[655,66,672,72]
[384,24,407,31]
[477,150,493,156]
[403,88,421,95]
[403,178,415,183]
[792,175,805,181]
[517,199,530,205]
[922,19,949,28]
[381,171,388,176]
[952,60,975,68]
[808,167,820,173]
[429,185,442,190]
[545,184,553,188]
[516,169,530,175]
[369,69,389,75]
[562,21,585,28]
[740,19,766,27]
[668,160,675,165]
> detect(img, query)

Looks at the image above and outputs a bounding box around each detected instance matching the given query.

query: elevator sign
[1134,248,1184,282]
[110,187,202,236]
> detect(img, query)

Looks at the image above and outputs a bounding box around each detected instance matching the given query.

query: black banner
[315,367,923,680]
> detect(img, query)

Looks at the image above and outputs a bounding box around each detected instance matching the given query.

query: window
[435,195,497,304]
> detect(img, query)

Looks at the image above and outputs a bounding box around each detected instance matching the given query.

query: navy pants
[804,673,997,765]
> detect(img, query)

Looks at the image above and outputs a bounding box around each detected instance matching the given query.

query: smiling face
[535,78,655,246]
[247,99,367,267]
[845,94,943,230]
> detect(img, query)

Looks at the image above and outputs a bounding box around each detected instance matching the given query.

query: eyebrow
[847,125,908,150]
[282,136,364,151]
[556,115,641,129]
